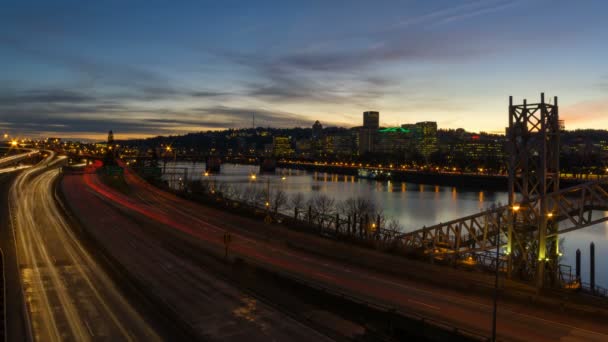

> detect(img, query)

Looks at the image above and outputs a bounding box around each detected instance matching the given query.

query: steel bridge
[398,94,608,288]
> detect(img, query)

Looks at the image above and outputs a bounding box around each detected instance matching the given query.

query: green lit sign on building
[378,127,410,133]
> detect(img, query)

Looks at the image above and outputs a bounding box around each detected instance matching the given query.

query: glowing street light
[250,173,257,180]
[10,140,18,147]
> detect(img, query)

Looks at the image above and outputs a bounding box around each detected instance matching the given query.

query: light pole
[250,173,286,214]
[507,204,520,277]
[492,210,501,342]
[165,145,177,188]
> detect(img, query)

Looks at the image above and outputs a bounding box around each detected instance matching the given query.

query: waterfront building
[312,120,323,140]
[415,121,438,160]
[359,111,380,155]
[363,111,380,129]
[375,127,413,156]
[295,139,312,158]
[272,136,294,158]
[324,132,356,158]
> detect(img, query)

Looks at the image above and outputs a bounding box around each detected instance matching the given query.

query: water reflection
[161,162,607,286]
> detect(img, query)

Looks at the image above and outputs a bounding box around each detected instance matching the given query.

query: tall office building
[363,111,380,129]
[358,111,380,155]
[416,121,438,159]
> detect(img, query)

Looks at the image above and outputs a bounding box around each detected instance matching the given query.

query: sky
[1,0,607,140]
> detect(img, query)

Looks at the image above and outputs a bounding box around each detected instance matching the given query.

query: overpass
[398,177,608,280]
[0,149,39,168]
[399,93,607,289]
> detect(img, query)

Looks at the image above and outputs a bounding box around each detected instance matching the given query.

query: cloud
[0,89,96,106]
[190,91,233,98]
[192,105,334,127]
[596,75,608,92]
[431,0,520,26]
[561,98,608,128]
[223,50,402,106]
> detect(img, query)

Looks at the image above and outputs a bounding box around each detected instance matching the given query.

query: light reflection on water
[162,162,608,286]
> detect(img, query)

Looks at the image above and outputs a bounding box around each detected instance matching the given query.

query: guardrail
[581,282,608,298]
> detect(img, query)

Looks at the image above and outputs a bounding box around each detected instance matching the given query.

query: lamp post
[165,146,177,188]
[250,173,286,214]
[507,204,520,277]
[492,210,501,342]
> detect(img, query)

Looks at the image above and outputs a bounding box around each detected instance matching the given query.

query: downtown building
[358,111,380,156]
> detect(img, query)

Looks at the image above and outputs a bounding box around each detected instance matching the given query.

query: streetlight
[491,209,502,342]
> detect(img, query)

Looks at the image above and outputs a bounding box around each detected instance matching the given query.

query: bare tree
[270,189,289,214]
[384,219,402,241]
[311,194,336,228]
[254,187,267,208]
[339,196,376,218]
[243,185,258,205]
[290,192,305,210]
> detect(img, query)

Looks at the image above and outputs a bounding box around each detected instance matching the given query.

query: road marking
[407,298,440,310]
[84,320,95,336]
[512,311,608,338]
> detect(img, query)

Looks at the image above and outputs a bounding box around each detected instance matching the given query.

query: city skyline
[2,0,608,140]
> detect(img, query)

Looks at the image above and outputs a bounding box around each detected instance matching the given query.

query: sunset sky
[1,0,607,140]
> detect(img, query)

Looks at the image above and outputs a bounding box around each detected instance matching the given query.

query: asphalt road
[61,173,337,341]
[0,170,29,342]
[0,149,38,168]
[71,165,608,342]
[9,153,160,341]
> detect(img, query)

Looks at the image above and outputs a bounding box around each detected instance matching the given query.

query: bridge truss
[398,94,608,288]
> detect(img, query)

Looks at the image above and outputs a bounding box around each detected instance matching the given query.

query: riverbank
[278,162,588,190]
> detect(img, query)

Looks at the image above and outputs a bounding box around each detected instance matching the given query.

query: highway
[9,153,160,341]
[61,173,338,341]
[0,149,37,168]
[71,165,608,341]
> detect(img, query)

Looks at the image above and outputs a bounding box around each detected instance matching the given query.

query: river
[161,162,607,287]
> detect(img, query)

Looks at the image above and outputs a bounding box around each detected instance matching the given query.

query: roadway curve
[9,153,160,341]
[75,166,608,341]
[61,173,337,341]
[0,149,38,168]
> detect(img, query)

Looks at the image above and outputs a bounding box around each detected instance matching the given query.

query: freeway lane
[9,154,160,341]
[80,166,608,341]
[0,149,38,168]
[61,174,337,341]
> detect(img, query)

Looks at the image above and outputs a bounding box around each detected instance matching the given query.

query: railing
[580,282,608,298]
[398,177,608,255]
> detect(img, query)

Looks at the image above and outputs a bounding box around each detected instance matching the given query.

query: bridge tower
[507,93,560,288]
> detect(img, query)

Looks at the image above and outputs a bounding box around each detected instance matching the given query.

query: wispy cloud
[561,98,608,128]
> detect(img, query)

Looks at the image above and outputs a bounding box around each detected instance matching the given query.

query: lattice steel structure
[397,94,608,288]
[507,93,560,286]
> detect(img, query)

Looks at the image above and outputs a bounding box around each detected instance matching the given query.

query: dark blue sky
[1,0,607,139]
